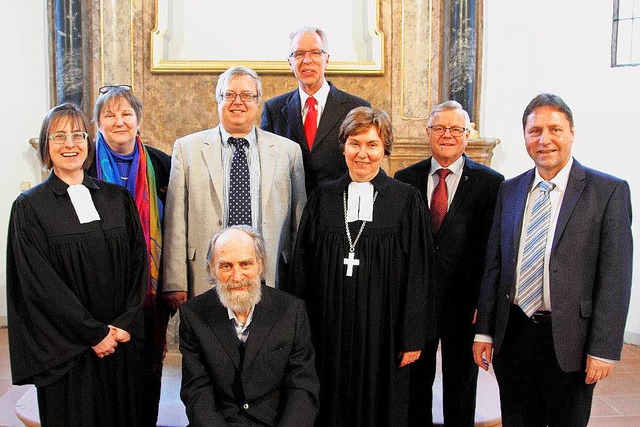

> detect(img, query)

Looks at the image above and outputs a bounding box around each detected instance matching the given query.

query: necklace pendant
[343,251,360,277]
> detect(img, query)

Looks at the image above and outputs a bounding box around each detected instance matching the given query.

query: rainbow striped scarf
[95,133,162,305]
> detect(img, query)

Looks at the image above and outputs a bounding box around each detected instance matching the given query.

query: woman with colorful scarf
[89,85,173,426]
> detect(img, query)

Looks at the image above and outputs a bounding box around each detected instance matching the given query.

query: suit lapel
[411,158,432,204]
[439,156,475,235]
[202,127,225,219]
[257,128,276,210]
[314,83,345,150]
[243,288,277,369]
[551,160,585,251]
[282,92,306,149]
[509,170,535,251]
[206,294,243,369]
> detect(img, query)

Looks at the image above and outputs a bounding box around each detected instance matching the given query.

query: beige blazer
[162,125,306,297]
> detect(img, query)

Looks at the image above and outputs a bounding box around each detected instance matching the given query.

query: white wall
[481,0,640,343]
[2,2,638,340]
[0,2,50,324]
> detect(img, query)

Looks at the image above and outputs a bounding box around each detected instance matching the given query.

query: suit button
[218,220,223,226]
[243,403,249,410]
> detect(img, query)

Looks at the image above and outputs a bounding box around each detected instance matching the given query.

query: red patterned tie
[304,96,317,150]
[430,168,452,232]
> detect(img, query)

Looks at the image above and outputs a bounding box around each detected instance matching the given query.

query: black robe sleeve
[399,188,435,350]
[107,190,147,342]
[284,189,318,300]
[6,195,110,385]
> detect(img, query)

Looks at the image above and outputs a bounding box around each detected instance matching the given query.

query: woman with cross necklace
[287,107,435,426]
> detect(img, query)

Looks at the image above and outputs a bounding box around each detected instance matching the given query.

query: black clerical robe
[6,172,146,426]
[287,170,434,427]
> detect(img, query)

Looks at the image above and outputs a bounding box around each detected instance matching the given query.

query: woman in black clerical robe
[287,107,434,426]
[6,103,146,426]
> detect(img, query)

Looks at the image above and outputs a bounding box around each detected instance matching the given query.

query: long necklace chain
[343,190,378,252]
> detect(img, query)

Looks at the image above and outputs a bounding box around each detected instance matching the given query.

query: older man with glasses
[395,100,504,426]
[162,66,306,307]
[261,26,370,195]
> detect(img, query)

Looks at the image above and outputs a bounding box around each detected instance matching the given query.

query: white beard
[214,276,262,314]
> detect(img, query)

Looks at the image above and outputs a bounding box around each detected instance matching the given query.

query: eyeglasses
[99,84,132,94]
[49,132,89,145]
[428,126,467,137]
[288,49,327,61]
[219,91,258,102]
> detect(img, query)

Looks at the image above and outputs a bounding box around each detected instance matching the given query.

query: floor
[1,325,639,426]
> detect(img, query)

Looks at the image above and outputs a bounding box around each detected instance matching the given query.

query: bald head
[206,226,266,314]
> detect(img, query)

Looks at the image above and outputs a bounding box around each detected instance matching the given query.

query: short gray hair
[215,66,262,102]
[205,226,267,282]
[93,86,142,126]
[289,26,329,54]
[427,100,471,127]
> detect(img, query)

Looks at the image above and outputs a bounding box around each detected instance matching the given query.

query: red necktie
[430,168,452,232]
[304,97,317,150]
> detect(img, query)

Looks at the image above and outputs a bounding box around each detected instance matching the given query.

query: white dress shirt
[427,155,465,207]
[299,80,330,126]
[220,125,262,229]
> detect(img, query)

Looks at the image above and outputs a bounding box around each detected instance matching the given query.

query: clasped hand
[92,325,131,358]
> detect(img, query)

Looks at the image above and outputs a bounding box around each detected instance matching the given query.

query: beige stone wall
[90,0,496,175]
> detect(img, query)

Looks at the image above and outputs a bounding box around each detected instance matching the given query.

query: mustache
[223,278,254,289]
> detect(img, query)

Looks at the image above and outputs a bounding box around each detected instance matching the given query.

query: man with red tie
[261,26,370,195]
[395,101,504,426]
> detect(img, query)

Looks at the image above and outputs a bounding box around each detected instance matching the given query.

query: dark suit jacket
[395,155,504,336]
[261,81,370,195]
[179,285,320,427]
[475,159,633,372]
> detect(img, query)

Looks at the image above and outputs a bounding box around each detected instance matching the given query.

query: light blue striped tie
[518,180,555,317]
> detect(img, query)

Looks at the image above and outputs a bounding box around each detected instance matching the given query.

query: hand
[162,291,188,312]
[92,330,118,358]
[398,350,421,367]
[108,325,131,343]
[472,341,493,371]
[585,355,614,384]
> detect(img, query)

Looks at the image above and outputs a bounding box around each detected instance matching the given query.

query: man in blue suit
[260,26,370,195]
[473,93,633,426]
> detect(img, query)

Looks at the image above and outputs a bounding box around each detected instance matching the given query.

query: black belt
[531,310,551,324]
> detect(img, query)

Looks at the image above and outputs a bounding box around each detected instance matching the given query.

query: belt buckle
[531,311,551,324]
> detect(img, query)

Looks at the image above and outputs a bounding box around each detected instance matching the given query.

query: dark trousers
[141,368,162,426]
[493,305,595,427]
[409,328,479,427]
[141,302,170,426]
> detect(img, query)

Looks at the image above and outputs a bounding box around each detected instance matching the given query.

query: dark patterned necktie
[430,168,452,232]
[228,137,251,226]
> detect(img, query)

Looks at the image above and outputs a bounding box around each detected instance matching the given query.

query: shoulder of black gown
[6,182,111,385]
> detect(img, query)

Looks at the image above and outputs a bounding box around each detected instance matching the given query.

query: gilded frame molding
[150,0,384,74]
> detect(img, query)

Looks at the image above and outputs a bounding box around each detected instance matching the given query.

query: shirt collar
[429,155,465,177]
[299,80,330,112]
[219,125,257,148]
[337,168,391,197]
[47,170,100,195]
[531,157,573,193]
[227,305,256,327]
